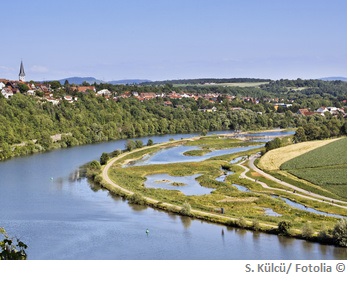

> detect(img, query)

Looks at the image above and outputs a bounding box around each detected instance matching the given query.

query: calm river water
[0,130,346,260]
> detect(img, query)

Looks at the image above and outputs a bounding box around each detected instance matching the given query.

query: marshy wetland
[99,132,346,248]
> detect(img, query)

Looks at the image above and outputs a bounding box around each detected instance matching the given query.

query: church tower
[19,60,26,82]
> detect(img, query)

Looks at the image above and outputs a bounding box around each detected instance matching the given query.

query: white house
[0,82,5,90]
[1,88,14,99]
[97,89,111,95]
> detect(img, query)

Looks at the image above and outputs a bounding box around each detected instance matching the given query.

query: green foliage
[179,201,192,216]
[128,193,146,205]
[236,217,248,228]
[293,127,307,143]
[135,140,143,148]
[332,219,347,247]
[0,228,27,260]
[17,83,29,93]
[301,223,314,238]
[278,221,292,235]
[88,160,101,170]
[126,140,136,151]
[1,80,346,161]
[147,139,154,146]
[265,137,281,152]
[252,220,260,231]
[86,160,101,178]
[100,152,110,165]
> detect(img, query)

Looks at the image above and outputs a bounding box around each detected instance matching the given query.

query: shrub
[94,175,103,184]
[252,220,260,231]
[179,202,192,216]
[237,217,248,228]
[301,223,314,238]
[128,193,146,205]
[100,152,110,165]
[147,139,154,146]
[278,221,291,235]
[332,219,347,247]
[111,149,122,157]
[0,228,27,260]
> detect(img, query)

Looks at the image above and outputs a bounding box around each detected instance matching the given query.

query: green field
[280,138,347,199]
[175,82,269,88]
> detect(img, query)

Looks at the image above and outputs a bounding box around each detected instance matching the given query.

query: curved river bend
[0,131,346,259]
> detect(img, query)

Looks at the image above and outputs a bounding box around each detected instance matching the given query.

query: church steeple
[19,60,25,82]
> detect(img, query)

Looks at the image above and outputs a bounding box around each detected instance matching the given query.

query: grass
[280,138,347,199]
[183,149,211,156]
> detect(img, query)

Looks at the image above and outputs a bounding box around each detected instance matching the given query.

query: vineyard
[280,137,347,199]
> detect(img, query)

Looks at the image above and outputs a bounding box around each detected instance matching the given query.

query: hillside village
[1,61,346,117]
[1,77,346,118]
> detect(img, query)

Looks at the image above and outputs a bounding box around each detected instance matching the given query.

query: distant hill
[108,79,152,85]
[58,77,152,85]
[141,78,271,85]
[58,77,104,85]
[319,77,347,81]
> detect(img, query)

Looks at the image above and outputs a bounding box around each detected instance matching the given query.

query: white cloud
[30,65,49,73]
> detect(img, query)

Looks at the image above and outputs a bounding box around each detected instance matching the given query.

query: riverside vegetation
[87,133,347,247]
[0,79,346,161]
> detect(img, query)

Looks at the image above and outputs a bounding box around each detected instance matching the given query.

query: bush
[100,152,110,165]
[0,228,27,260]
[301,223,314,238]
[111,149,122,157]
[126,140,136,151]
[179,202,192,216]
[89,160,101,170]
[128,193,146,205]
[147,139,154,146]
[237,217,248,228]
[332,219,347,247]
[94,175,103,184]
[252,220,260,231]
[278,221,291,235]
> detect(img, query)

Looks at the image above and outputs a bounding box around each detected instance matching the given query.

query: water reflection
[264,208,282,217]
[129,145,263,166]
[130,204,148,212]
[144,173,214,195]
[230,156,244,164]
[180,216,192,229]
[233,184,250,192]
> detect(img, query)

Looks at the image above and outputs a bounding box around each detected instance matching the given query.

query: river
[0,130,346,259]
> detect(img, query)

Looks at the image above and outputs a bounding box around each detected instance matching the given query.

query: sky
[0,0,346,81]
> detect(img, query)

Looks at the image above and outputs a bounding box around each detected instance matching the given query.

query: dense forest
[0,79,346,160]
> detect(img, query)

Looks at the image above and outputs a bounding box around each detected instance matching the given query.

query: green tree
[301,223,314,238]
[100,152,110,165]
[147,139,154,146]
[265,137,281,152]
[126,140,136,151]
[293,127,307,143]
[135,140,143,148]
[0,228,27,260]
[17,83,29,93]
[278,221,291,235]
[332,219,347,247]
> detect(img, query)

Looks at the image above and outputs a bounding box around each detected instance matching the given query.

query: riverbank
[94,133,346,247]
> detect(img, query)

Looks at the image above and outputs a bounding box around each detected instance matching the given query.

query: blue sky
[0,0,346,81]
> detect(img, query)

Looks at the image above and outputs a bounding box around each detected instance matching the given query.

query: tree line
[0,79,346,160]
